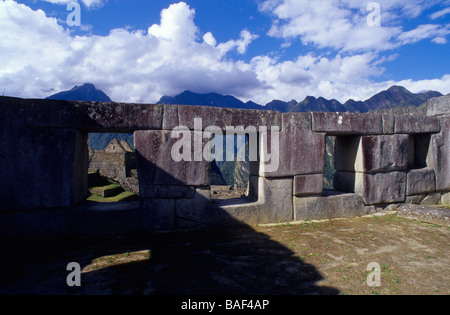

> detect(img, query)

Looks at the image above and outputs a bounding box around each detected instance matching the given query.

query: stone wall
[88,138,138,193]
[0,95,448,237]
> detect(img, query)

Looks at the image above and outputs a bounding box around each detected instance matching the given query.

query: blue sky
[1,0,449,104]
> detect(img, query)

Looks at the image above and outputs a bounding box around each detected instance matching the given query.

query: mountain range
[158,86,442,113]
[47,83,442,114]
[46,83,112,102]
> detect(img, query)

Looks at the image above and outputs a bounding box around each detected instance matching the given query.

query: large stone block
[294,174,323,196]
[335,171,407,205]
[294,191,372,220]
[175,188,214,228]
[312,112,383,135]
[177,105,281,131]
[8,209,70,237]
[405,193,441,206]
[134,130,210,186]
[426,94,450,117]
[442,192,450,204]
[139,185,195,199]
[335,135,409,173]
[406,168,436,196]
[427,117,450,191]
[398,204,450,227]
[26,98,164,131]
[354,172,407,205]
[394,115,440,134]
[140,199,175,231]
[258,113,325,177]
[216,176,293,224]
[0,109,87,211]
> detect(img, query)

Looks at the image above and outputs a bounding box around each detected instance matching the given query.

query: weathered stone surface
[335,169,410,205]
[398,204,450,226]
[294,174,323,196]
[394,115,440,134]
[139,185,195,199]
[406,168,436,196]
[294,190,371,220]
[361,135,409,172]
[134,130,210,186]
[427,117,450,191]
[8,209,70,237]
[350,172,406,205]
[312,112,383,135]
[163,105,179,130]
[0,104,87,211]
[405,194,426,205]
[217,176,293,224]
[140,199,175,231]
[26,98,164,131]
[335,135,408,173]
[175,188,214,228]
[442,192,450,204]
[426,94,450,117]
[421,193,441,206]
[258,113,325,177]
[405,193,441,206]
[177,105,281,131]
[382,114,395,134]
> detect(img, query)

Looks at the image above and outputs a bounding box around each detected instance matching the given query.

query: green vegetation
[87,171,138,203]
[87,190,138,203]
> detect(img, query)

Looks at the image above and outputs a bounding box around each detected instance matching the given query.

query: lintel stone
[312,112,383,135]
[26,98,164,131]
[395,115,440,134]
[177,105,281,131]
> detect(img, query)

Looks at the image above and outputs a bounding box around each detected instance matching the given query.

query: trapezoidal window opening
[87,132,139,203]
[408,133,431,170]
[210,134,250,201]
[328,135,360,195]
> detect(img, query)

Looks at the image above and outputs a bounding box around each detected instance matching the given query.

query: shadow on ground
[0,221,339,295]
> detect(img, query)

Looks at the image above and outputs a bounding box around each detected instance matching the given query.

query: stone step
[90,184,124,198]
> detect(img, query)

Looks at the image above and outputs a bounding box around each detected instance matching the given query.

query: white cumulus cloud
[0,0,449,106]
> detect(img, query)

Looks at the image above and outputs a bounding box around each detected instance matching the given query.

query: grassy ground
[259,213,450,295]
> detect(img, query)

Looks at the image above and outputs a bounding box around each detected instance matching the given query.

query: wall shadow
[1,223,339,295]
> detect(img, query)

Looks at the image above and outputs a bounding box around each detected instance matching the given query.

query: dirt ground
[0,211,449,295]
